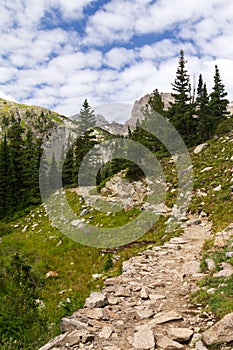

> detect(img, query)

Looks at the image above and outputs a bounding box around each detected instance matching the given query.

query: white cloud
[1,0,233,122]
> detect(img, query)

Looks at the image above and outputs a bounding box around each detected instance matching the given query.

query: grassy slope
[1,122,233,345]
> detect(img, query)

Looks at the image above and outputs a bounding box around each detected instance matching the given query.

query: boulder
[84,292,108,309]
[193,143,208,154]
[157,336,185,349]
[133,325,155,349]
[168,327,194,342]
[202,312,233,345]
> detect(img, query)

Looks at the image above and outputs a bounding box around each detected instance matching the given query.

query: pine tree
[167,49,196,145]
[0,135,10,218]
[195,74,211,142]
[208,65,229,133]
[78,99,96,134]
[48,152,60,192]
[147,88,164,114]
[7,116,24,213]
[21,129,42,206]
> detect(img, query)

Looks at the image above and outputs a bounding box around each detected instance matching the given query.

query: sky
[1,0,233,123]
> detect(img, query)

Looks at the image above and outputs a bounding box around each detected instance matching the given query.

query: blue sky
[1,0,233,122]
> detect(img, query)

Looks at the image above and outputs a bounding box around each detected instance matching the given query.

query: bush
[0,223,13,237]
[216,118,233,136]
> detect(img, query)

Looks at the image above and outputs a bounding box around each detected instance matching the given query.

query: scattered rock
[195,340,209,350]
[136,307,154,320]
[168,327,194,342]
[193,143,208,154]
[133,326,155,349]
[84,292,108,309]
[157,335,185,349]
[45,271,59,278]
[213,263,233,277]
[98,326,113,339]
[205,258,215,271]
[151,311,183,325]
[200,166,213,173]
[202,312,233,345]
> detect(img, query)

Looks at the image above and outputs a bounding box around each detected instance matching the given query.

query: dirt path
[40,216,216,350]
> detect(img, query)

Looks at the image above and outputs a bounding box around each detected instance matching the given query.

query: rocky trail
[40,216,233,350]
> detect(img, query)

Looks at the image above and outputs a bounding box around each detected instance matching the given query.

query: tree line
[0,50,231,219]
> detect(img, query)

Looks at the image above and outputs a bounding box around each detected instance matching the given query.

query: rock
[115,286,131,297]
[140,286,149,299]
[213,262,233,277]
[168,327,194,342]
[157,336,185,349]
[200,166,213,173]
[80,209,90,217]
[60,317,88,332]
[202,312,233,345]
[205,258,215,271]
[98,326,113,339]
[195,340,209,350]
[213,184,222,191]
[207,288,216,295]
[84,308,107,320]
[191,219,202,225]
[193,143,208,154]
[45,271,59,278]
[225,251,233,258]
[136,307,154,320]
[84,292,108,308]
[133,326,155,349]
[214,224,233,247]
[38,334,67,350]
[181,261,201,276]
[151,311,183,325]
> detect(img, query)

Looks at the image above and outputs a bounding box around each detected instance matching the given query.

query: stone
[85,292,108,308]
[213,262,233,277]
[45,271,59,278]
[133,326,155,349]
[140,286,149,299]
[191,219,202,225]
[168,327,194,342]
[213,184,222,191]
[157,336,185,349]
[225,251,233,258]
[205,258,215,271]
[150,311,183,325]
[38,334,67,350]
[193,143,208,154]
[80,209,90,217]
[202,312,233,345]
[136,307,154,320]
[84,308,106,320]
[181,261,201,276]
[115,286,131,297]
[98,326,113,339]
[200,166,213,173]
[195,340,209,350]
[60,317,88,332]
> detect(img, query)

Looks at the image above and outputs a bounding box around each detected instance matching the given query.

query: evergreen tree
[0,135,10,218]
[78,99,96,134]
[208,65,229,133]
[195,74,211,142]
[21,129,42,206]
[167,49,196,145]
[7,116,24,213]
[147,88,164,115]
[48,152,60,192]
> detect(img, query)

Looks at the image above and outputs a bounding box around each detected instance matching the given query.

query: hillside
[0,116,233,348]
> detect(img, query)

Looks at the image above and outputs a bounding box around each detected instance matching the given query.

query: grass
[189,133,233,319]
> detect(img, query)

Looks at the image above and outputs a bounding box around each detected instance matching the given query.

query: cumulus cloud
[0,0,233,120]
